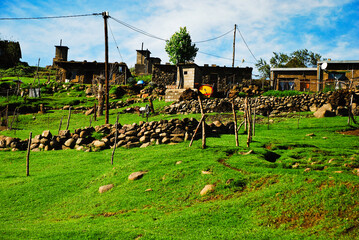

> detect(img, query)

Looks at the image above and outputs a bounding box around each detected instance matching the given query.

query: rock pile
[0,118,235,152]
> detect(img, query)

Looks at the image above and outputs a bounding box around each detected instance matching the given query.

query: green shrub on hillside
[262,90,304,97]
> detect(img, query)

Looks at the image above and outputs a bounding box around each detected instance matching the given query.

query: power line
[0,13,102,20]
[236,27,258,62]
[109,16,168,42]
[198,51,242,63]
[194,29,233,43]
[108,21,124,62]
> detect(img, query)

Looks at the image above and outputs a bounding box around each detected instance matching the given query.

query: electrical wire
[108,21,124,62]
[0,13,102,20]
[194,29,233,43]
[236,27,258,62]
[109,16,168,42]
[198,51,243,63]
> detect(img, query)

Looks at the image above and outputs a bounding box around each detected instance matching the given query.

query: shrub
[262,90,304,97]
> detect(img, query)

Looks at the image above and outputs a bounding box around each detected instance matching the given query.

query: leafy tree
[165,27,198,65]
[255,58,271,79]
[256,49,321,78]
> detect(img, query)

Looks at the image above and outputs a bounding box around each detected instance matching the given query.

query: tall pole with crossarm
[103,11,109,124]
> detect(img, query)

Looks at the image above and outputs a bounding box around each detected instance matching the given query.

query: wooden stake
[198,95,206,149]
[111,113,120,165]
[94,103,97,121]
[252,98,257,136]
[232,99,239,147]
[26,132,32,176]
[149,97,155,114]
[58,115,64,134]
[66,107,71,131]
[189,114,206,147]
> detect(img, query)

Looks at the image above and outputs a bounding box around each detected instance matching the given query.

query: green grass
[1,113,359,239]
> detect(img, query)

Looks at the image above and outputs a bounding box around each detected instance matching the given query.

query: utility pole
[232,24,237,68]
[103,11,109,124]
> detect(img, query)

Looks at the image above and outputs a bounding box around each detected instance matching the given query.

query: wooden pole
[244,97,248,133]
[232,24,237,68]
[26,132,32,176]
[149,97,155,114]
[189,114,206,147]
[58,115,64,134]
[252,98,257,136]
[198,96,206,149]
[94,103,97,121]
[103,11,110,124]
[232,99,239,147]
[111,113,120,165]
[66,107,71,131]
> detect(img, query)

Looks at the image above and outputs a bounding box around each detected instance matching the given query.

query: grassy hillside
[1,114,359,239]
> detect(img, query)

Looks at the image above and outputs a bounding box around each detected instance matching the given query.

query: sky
[1,0,359,76]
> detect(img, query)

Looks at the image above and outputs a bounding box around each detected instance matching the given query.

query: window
[184,71,188,75]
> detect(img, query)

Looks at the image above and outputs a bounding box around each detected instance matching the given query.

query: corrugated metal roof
[270,68,317,71]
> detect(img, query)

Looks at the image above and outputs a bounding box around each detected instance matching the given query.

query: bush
[262,90,304,97]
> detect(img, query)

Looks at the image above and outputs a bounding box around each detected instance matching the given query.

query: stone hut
[152,63,252,101]
[52,45,131,84]
[134,49,161,76]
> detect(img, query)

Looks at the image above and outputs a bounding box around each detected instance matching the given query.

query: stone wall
[164,91,359,116]
[0,118,234,152]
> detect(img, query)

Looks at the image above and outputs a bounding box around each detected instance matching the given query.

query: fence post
[26,132,32,176]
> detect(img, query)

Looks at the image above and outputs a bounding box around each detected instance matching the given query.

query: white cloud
[0,0,357,75]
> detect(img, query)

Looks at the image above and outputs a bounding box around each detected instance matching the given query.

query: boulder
[64,138,75,148]
[99,184,114,193]
[128,171,147,180]
[41,130,52,139]
[93,140,107,149]
[85,108,94,116]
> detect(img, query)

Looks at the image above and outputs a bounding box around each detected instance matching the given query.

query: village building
[152,62,252,101]
[52,45,131,84]
[317,60,359,91]
[270,68,318,92]
[0,40,22,68]
[134,49,161,76]
[270,60,359,92]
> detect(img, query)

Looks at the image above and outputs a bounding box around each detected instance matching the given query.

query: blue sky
[1,0,359,75]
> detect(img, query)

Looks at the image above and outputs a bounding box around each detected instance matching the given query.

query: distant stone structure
[0,40,22,68]
[52,45,131,84]
[152,62,253,101]
[134,49,161,76]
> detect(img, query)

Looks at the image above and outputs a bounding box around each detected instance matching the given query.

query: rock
[145,188,153,192]
[41,130,52,139]
[176,161,182,165]
[64,138,75,148]
[201,171,212,175]
[128,171,147,180]
[140,142,151,148]
[200,184,215,196]
[309,104,318,112]
[306,133,316,137]
[85,108,94,116]
[85,88,92,95]
[58,130,71,138]
[314,103,335,118]
[93,140,107,149]
[99,184,114,193]
[304,168,311,172]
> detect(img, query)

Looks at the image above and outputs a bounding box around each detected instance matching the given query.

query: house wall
[152,64,177,87]
[272,70,317,91]
[321,62,359,90]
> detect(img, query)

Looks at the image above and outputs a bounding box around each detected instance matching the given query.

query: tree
[256,49,321,78]
[165,27,198,65]
[255,58,270,79]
